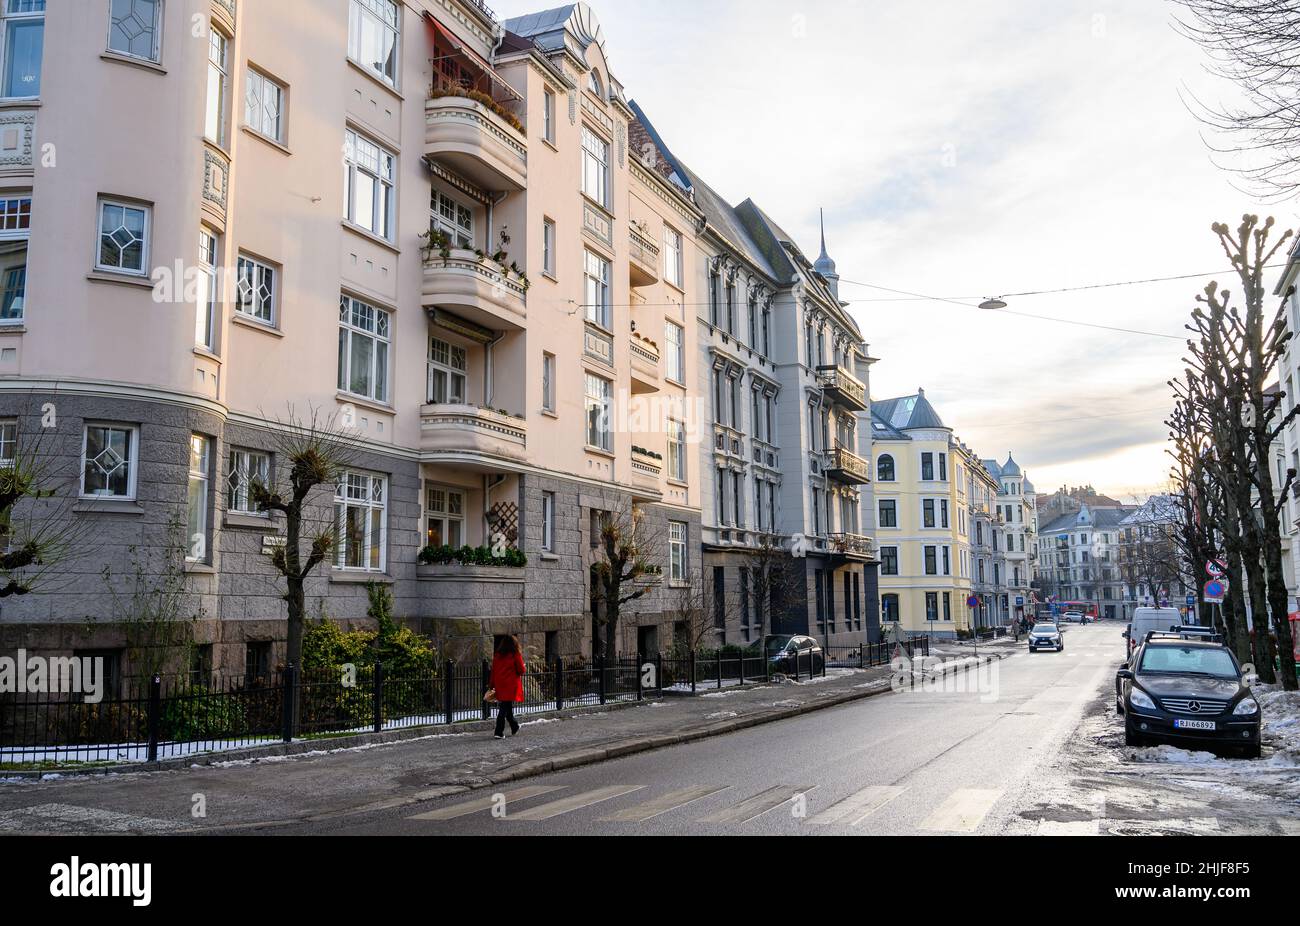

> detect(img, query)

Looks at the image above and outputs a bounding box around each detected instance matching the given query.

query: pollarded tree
[589,502,665,660]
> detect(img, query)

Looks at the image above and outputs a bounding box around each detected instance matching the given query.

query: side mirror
[1117,669,1134,681]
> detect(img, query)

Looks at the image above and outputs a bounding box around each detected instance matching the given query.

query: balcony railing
[630,447,663,496]
[824,444,871,485]
[816,365,867,411]
[630,333,661,393]
[422,248,527,331]
[828,532,877,562]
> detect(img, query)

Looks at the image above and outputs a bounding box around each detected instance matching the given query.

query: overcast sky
[493,0,1291,499]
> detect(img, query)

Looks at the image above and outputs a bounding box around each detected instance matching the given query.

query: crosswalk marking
[918,788,1002,833]
[599,785,731,823]
[409,785,566,821]
[698,785,816,825]
[510,785,645,821]
[808,785,905,826]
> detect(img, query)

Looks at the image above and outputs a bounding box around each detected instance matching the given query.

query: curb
[199,651,1010,833]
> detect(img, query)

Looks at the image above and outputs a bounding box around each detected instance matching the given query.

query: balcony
[419,404,527,465]
[828,533,877,563]
[422,248,527,332]
[630,332,661,393]
[630,447,663,497]
[824,444,871,485]
[425,93,526,193]
[628,225,660,287]
[817,365,867,412]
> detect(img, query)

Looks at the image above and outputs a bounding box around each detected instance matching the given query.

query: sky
[492,0,1293,500]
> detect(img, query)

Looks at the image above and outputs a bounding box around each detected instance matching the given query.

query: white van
[1124,607,1185,657]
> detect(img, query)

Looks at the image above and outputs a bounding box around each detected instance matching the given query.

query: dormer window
[587,69,603,99]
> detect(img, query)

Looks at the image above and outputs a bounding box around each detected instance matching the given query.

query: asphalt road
[252,622,1126,835]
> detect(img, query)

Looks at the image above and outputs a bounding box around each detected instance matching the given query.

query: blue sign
[1016,596,1024,607]
[1186,593,1196,608]
[1204,580,1226,602]
[966,595,979,608]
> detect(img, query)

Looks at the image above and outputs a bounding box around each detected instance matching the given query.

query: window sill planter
[416,564,525,584]
[329,570,393,585]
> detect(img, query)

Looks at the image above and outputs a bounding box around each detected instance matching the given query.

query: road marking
[698,785,816,824]
[598,785,731,822]
[808,785,905,826]
[918,788,1002,833]
[510,785,645,821]
[408,785,566,821]
[0,802,179,834]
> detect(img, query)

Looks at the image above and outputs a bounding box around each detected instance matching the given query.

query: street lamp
[979,297,1008,311]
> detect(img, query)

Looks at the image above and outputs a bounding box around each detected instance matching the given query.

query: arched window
[876,454,895,482]
[587,69,604,99]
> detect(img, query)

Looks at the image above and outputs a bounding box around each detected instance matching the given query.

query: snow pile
[1256,685,1300,762]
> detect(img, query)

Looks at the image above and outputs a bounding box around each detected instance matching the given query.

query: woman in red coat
[490,635,526,738]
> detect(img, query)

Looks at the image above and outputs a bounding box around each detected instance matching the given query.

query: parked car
[1062,610,1087,624]
[746,634,824,675]
[1115,634,1261,757]
[1126,607,1184,657]
[1028,620,1064,653]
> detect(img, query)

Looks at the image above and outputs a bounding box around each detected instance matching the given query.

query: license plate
[1173,719,1216,731]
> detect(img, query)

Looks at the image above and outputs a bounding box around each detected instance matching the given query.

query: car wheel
[1124,722,1146,748]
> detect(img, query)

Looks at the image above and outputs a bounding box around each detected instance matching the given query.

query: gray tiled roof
[872,391,947,431]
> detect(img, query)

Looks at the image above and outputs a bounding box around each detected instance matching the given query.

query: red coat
[490,651,526,703]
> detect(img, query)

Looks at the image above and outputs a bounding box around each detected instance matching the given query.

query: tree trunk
[1223,550,1253,666]
[1259,516,1298,688]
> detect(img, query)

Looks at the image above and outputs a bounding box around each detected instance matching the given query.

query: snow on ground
[1123,684,1300,771]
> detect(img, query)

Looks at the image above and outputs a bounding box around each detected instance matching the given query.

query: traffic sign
[1016,596,1025,607]
[1204,580,1226,604]
[966,595,979,608]
[1207,559,1227,579]
[1186,593,1196,608]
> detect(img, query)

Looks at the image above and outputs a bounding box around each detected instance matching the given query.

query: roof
[1039,505,1136,533]
[869,409,911,441]
[503,5,603,55]
[872,389,947,431]
[1120,494,1180,525]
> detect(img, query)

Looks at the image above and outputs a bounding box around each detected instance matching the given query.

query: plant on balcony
[419,226,452,264]
[631,446,663,461]
[428,84,526,135]
[418,544,526,568]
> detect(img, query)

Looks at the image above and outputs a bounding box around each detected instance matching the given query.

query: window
[424,485,464,547]
[348,0,399,87]
[245,68,285,143]
[235,254,276,324]
[96,199,149,275]
[107,0,161,63]
[669,520,686,582]
[0,418,14,465]
[338,294,391,403]
[542,218,556,276]
[81,424,136,498]
[344,129,395,240]
[427,336,466,405]
[940,499,949,529]
[584,249,611,328]
[541,352,556,413]
[880,546,899,576]
[186,434,210,563]
[194,229,218,349]
[0,192,29,323]
[584,373,611,451]
[708,266,720,326]
[668,418,686,481]
[541,491,555,553]
[227,448,270,515]
[923,499,935,528]
[943,592,952,622]
[876,454,895,482]
[665,321,684,382]
[926,592,939,622]
[587,69,603,99]
[542,88,555,143]
[581,127,609,206]
[431,189,473,249]
[204,26,228,146]
[923,545,938,576]
[879,499,897,528]
[1,0,43,98]
[336,471,387,571]
[663,226,682,288]
[938,453,948,481]
[921,452,934,481]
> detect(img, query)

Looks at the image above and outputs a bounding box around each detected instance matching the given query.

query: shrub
[159,689,247,741]
[418,544,526,568]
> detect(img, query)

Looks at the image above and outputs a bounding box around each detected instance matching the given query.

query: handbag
[483,687,496,703]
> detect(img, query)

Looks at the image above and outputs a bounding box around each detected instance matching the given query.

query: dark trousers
[494,701,519,736]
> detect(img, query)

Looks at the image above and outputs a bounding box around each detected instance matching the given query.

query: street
[217,623,1299,836]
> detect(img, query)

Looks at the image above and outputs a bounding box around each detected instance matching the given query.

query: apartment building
[964,442,1006,629]
[0,0,710,673]
[1273,241,1300,612]
[984,453,1037,624]
[1035,504,1135,617]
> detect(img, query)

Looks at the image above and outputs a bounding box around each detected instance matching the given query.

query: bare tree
[248,407,361,673]
[1173,0,1300,200]
[663,567,734,653]
[589,502,665,660]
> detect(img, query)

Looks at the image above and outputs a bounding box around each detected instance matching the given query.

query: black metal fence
[0,637,930,765]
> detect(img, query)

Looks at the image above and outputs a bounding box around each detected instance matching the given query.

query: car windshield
[1139,646,1237,678]
[1033,624,1057,632]
[765,636,794,655]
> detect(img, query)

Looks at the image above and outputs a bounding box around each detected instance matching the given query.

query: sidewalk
[0,644,1011,834]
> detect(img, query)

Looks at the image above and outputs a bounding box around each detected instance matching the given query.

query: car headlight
[1129,689,1157,711]
[1232,698,1259,716]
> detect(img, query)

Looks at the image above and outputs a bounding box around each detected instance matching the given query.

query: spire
[813,208,840,299]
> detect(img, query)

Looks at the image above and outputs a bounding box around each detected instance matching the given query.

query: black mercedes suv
[1115,634,1261,758]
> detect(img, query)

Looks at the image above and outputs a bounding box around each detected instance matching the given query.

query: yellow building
[873,390,992,638]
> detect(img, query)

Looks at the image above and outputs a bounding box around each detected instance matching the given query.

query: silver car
[1028,620,1064,653]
